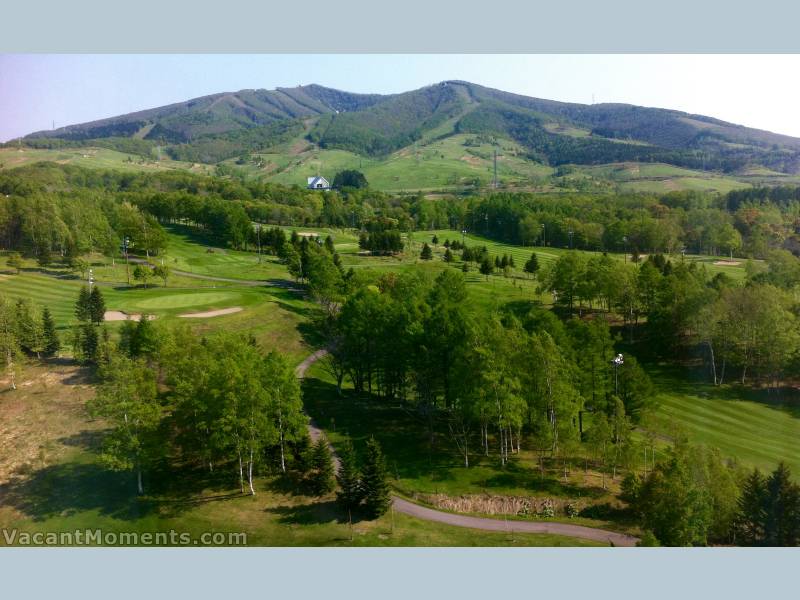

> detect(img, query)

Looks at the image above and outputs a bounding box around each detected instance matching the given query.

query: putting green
[133,291,240,310]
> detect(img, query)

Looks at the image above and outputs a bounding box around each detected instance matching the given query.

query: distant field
[574,162,751,194]
[0,146,211,175]
[2,144,764,195]
[244,133,553,191]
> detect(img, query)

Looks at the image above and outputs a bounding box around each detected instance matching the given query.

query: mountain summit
[23,81,800,173]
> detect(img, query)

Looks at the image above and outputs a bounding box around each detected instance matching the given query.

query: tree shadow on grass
[265,500,371,527]
[481,462,607,499]
[0,425,261,523]
[0,461,158,522]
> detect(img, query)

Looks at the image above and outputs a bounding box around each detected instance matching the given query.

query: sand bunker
[178,307,243,319]
[713,260,741,266]
[104,310,156,322]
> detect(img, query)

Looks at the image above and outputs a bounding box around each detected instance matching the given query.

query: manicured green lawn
[649,364,800,475]
[162,224,291,281]
[1,250,317,363]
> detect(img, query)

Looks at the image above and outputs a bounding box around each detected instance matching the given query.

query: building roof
[307,176,330,188]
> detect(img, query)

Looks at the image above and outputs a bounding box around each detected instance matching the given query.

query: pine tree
[14,299,42,356]
[309,437,336,496]
[765,462,800,546]
[88,287,106,325]
[479,257,494,280]
[7,252,23,274]
[41,307,60,357]
[443,248,454,263]
[361,437,391,518]
[74,323,99,364]
[336,439,362,510]
[524,252,540,277]
[75,286,92,323]
[432,235,439,246]
[737,469,767,545]
[420,243,433,260]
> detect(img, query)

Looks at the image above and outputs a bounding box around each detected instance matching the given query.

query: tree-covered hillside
[11,81,800,175]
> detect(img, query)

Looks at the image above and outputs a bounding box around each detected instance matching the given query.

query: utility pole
[256,223,262,263]
[88,269,94,293]
[613,354,624,396]
[122,237,131,285]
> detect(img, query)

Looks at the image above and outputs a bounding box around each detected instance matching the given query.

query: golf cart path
[295,349,638,547]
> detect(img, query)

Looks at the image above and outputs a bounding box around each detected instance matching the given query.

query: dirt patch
[0,362,100,484]
[713,260,741,266]
[178,306,243,319]
[103,310,156,322]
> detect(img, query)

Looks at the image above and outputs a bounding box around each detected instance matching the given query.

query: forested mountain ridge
[16,81,800,174]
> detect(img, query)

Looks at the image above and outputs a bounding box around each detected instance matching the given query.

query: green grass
[0,231,318,363]
[0,450,600,546]
[236,134,553,191]
[649,364,800,475]
[2,142,758,195]
[162,224,293,281]
[0,146,211,175]
[574,162,751,194]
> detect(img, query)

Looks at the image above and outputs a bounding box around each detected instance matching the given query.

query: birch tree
[88,355,161,495]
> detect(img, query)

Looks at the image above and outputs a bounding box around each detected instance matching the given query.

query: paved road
[392,497,638,546]
[294,349,638,546]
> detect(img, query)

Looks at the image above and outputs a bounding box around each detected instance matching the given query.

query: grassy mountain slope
[10,80,800,190]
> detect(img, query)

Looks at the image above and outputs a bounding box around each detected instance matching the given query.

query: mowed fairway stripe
[657,392,800,473]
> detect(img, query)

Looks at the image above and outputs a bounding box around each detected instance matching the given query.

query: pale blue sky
[2,54,800,142]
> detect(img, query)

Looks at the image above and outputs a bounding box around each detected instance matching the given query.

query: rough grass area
[0,146,211,175]
[0,362,99,484]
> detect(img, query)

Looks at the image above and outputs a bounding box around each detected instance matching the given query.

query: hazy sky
[2,54,800,142]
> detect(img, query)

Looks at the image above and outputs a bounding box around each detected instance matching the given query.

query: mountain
[19,81,800,174]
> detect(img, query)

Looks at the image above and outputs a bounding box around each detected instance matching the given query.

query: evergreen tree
[89,286,106,325]
[7,252,23,274]
[420,243,433,260]
[479,257,494,280]
[324,235,336,254]
[443,248,454,263]
[736,469,767,545]
[14,299,43,356]
[75,286,92,323]
[361,437,391,518]
[73,323,99,364]
[131,315,159,358]
[336,439,362,511]
[524,252,540,277]
[764,462,800,546]
[461,262,469,273]
[309,437,336,496]
[41,307,60,357]
[432,235,439,246]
